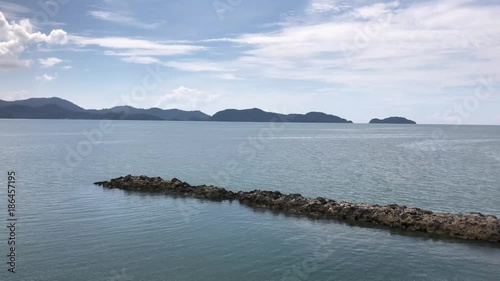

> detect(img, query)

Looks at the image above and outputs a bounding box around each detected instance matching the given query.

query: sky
[0,0,499,124]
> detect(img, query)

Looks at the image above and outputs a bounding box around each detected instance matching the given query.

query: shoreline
[94,175,500,243]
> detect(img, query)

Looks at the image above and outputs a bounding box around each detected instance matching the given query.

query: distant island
[369,117,417,124]
[0,97,352,123]
[212,108,352,123]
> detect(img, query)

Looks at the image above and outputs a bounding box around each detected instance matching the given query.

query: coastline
[94,175,500,244]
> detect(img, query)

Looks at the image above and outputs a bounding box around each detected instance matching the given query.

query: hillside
[211,108,352,123]
[0,97,86,112]
[0,98,209,121]
[91,106,210,121]
[0,104,163,120]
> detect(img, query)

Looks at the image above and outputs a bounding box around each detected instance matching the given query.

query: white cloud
[0,1,31,20]
[36,74,56,81]
[121,56,160,64]
[63,65,72,70]
[0,1,31,13]
[214,73,243,80]
[306,0,348,14]
[352,1,399,20]
[0,11,68,70]
[163,61,230,72]
[217,0,500,93]
[70,36,200,52]
[154,86,221,109]
[1,89,29,100]
[39,57,63,68]
[70,35,205,63]
[88,10,164,30]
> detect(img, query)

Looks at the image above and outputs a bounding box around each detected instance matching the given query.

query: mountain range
[0,97,210,121]
[0,97,415,124]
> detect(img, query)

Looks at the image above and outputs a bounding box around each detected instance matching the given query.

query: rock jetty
[94,175,500,243]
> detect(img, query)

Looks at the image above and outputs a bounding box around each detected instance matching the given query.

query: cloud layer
[225,0,500,88]
[0,11,68,70]
[88,10,164,30]
[70,35,205,64]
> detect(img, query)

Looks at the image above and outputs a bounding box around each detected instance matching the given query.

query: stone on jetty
[94,175,500,243]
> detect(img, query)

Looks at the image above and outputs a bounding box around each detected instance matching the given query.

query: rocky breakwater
[94,175,500,243]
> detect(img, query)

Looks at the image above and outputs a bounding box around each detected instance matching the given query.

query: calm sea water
[0,119,499,281]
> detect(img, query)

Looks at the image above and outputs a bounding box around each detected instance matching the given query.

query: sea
[0,119,499,281]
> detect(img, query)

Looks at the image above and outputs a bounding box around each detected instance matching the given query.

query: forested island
[369,117,417,124]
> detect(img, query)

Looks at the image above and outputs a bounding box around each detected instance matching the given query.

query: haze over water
[1,119,499,281]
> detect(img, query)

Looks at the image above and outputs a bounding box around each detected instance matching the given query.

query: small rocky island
[95,176,500,243]
[369,117,417,124]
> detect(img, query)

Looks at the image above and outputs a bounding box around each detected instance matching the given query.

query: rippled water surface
[0,119,499,281]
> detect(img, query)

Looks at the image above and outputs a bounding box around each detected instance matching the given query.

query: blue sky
[0,0,499,124]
